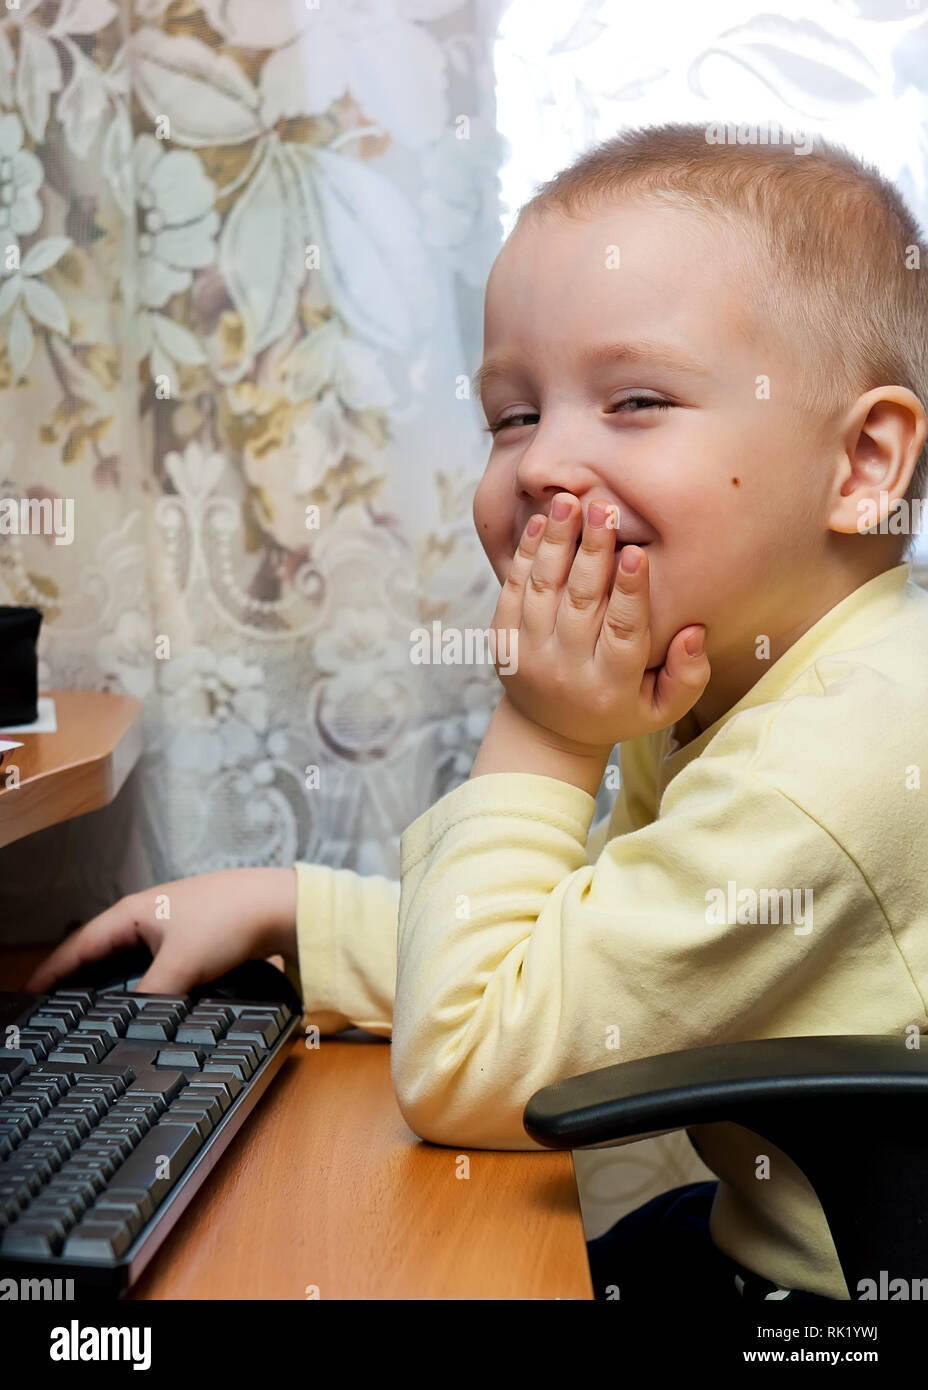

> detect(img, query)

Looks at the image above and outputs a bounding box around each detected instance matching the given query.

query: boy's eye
[483,412,538,435]
[483,396,673,435]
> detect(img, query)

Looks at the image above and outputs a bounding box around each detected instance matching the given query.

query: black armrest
[524,1035,928,1297]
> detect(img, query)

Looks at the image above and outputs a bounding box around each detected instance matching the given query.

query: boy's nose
[514,438,593,507]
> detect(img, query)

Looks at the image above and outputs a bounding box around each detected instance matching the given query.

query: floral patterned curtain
[0,0,507,930]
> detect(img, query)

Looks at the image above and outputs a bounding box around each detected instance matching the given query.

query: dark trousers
[585,1180,833,1303]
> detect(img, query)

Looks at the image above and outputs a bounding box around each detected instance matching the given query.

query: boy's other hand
[22,867,297,997]
[491,492,710,749]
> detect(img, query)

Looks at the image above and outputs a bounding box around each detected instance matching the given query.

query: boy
[27,124,928,1303]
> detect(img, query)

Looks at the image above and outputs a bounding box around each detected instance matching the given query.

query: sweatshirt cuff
[291,859,353,1033]
[400,771,597,873]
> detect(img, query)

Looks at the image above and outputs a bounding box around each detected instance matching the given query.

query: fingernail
[684,628,704,656]
[588,502,607,527]
[551,497,571,521]
[526,516,543,537]
[620,546,641,573]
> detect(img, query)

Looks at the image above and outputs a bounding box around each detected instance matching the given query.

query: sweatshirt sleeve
[288,861,400,1037]
[391,756,896,1151]
[287,801,619,1037]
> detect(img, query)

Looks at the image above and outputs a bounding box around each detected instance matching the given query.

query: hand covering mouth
[574,535,650,552]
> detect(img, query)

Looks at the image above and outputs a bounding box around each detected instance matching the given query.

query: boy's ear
[827,386,928,536]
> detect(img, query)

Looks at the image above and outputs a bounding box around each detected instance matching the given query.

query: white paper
[0,695,57,734]
[0,739,24,754]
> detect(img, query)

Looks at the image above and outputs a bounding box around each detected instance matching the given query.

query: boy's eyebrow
[471,338,711,404]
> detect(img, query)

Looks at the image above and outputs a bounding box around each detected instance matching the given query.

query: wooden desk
[0,690,143,849]
[1,946,593,1300]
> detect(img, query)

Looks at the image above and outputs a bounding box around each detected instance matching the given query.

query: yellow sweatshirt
[289,561,928,1300]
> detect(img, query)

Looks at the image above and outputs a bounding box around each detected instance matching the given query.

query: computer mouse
[52,943,302,1013]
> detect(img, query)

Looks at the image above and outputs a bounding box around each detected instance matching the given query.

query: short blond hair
[518,123,928,544]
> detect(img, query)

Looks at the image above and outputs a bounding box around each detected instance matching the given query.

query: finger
[647,625,711,723]
[493,513,546,633]
[133,943,201,996]
[522,493,581,639]
[22,902,150,994]
[597,544,651,661]
[557,500,617,649]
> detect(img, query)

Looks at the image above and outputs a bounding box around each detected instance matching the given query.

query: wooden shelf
[0,690,143,849]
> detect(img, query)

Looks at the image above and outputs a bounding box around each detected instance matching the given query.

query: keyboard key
[85,1132,134,1163]
[68,1079,124,1105]
[54,990,95,1008]
[0,1056,29,1095]
[1,1099,43,1127]
[26,1192,86,1225]
[183,1078,239,1113]
[38,1003,83,1029]
[94,1186,155,1224]
[127,995,190,1009]
[126,1070,187,1108]
[72,1147,120,1181]
[126,1018,176,1041]
[56,1160,110,1194]
[1,1035,48,1064]
[0,1179,33,1219]
[94,1117,151,1145]
[88,1201,145,1240]
[13,1135,69,1168]
[43,1174,98,1210]
[54,1096,109,1123]
[62,1217,134,1260]
[96,992,141,1015]
[78,1012,128,1039]
[193,1001,236,1021]
[203,1054,251,1081]
[31,1063,135,1087]
[193,1070,243,1100]
[242,1003,291,1031]
[99,1120,205,1210]
[226,1015,279,1047]
[166,1096,221,1137]
[174,1021,224,1044]
[155,1047,205,1070]
[3,1160,49,1196]
[41,1114,92,1144]
[0,1216,68,1257]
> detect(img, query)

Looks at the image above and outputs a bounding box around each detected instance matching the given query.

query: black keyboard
[0,950,302,1297]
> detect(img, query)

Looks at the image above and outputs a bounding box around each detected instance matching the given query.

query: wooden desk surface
[0,690,143,849]
[1,947,593,1300]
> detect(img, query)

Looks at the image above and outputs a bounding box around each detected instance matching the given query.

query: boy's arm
[391,752,908,1151]
[280,696,654,1037]
[283,773,622,1036]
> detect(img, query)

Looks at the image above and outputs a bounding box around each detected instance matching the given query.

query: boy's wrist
[470,693,612,797]
[256,866,298,961]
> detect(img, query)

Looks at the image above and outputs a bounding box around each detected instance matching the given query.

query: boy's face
[472,199,836,685]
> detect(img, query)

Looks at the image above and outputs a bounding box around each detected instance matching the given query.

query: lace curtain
[0,0,508,928]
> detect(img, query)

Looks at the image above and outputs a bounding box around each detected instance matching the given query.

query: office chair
[524,1035,928,1298]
